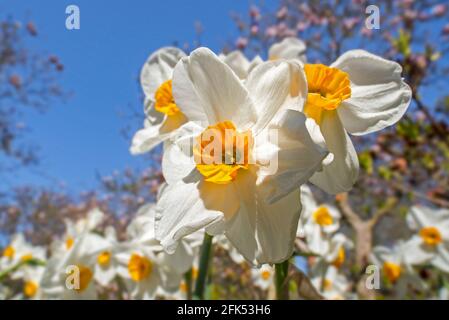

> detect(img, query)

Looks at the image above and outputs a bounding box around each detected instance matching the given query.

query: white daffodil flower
[93,226,121,287]
[297,185,341,255]
[1,234,45,272]
[52,208,105,257]
[131,47,187,154]
[115,242,162,300]
[251,264,274,291]
[300,50,412,194]
[371,240,427,298]
[156,47,329,265]
[406,206,449,272]
[311,265,350,300]
[19,266,46,300]
[268,37,307,63]
[310,233,353,271]
[41,232,108,300]
[128,201,203,280]
[219,51,263,81]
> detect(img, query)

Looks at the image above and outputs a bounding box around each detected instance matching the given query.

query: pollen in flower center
[313,206,333,226]
[97,251,111,267]
[261,270,271,280]
[128,253,153,282]
[2,245,15,259]
[303,64,351,125]
[23,281,38,298]
[194,121,253,184]
[74,265,93,292]
[154,80,180,116]
[332,247,345,268]
[383,261,401,283]
[419,226,442,246]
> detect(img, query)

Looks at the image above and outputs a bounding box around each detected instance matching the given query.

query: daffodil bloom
[131,47,187,154]
[311,266,350,300]
[93,227,120,287]
[296,185,342,255]
[20,267,45,300]
[115,244,162,300]
[268,37,307,63]
[0,234,45,275]
[370,240,426,298]
[301,50,412,194]
[406,206,449,272]
[127,201,203,291]
[156,47,328,265]
[251,264,274,290]
[41,233,107,300]
[52,208,105,257]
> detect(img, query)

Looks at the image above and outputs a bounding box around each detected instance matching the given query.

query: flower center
[304,64,351,125]
[74,265,93,292]
[419,226,442,246]
[332,247,345,268]
[65,237,74,250]
[312,206,333,226]
[383,261,401,283]
[261,270,271,281]
[323,279,333,291]
[194,121,253,184]
[154,80,180,116]
[179,281,188,293]
[128,253,152,282]
[23,281,38,298]
[97,251,111,267]
[21,254,33,262]
[2,245,15,259]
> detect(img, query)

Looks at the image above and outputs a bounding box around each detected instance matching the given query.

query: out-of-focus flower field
[1,0,449,300]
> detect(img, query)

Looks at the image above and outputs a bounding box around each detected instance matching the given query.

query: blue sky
[1,0,275,193]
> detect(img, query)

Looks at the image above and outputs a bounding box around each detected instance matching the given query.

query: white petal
[309,111,359,194]
[130,113,186,154]
[155,179,239,253]
[247,60,308,134]
[161,122,203,184]
[255,110,328,203]
[220,50,251,80]
[140,47,185,97]
[172,47,256,129]
[269,37,307,63]
[224,171,301,265]
[332,50,412,135]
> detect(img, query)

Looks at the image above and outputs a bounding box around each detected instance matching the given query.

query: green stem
[275,260,290,300]
[184,269,193,300]
[0,258,45,282]
[193,233,213,300]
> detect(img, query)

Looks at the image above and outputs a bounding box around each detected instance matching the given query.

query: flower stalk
[275,259,290,300]
[193,233,213,300]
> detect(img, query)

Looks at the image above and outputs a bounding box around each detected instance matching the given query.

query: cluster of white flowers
[5,37,442,300]
[131,37,410,266]
[0,207,206,300]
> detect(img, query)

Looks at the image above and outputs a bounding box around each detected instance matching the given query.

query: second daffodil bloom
[406,206,449,272]
[156,47,329,265]
[131,47,187,154]
[302,50,412,194]
[370,240,426,298]
[251,264,275,290]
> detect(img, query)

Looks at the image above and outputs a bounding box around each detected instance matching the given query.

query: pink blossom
[235,37,248,49]
[442,23,449,35]
[277,6,288,19]
[265,26,278,38]
[249,5,261,20]
[250,25,259,35]
[431,4,447,17]
[9,74,22,89]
